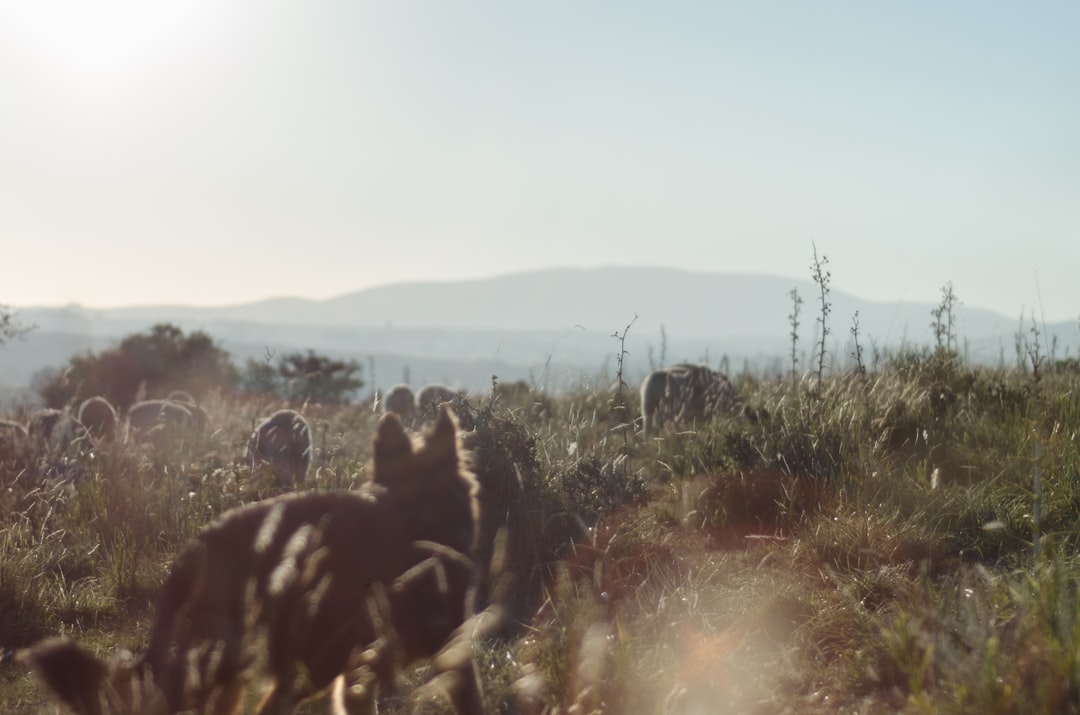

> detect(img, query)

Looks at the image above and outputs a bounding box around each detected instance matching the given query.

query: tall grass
[3,345,1080,713]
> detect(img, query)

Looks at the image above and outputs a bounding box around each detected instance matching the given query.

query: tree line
[32,323,365,410]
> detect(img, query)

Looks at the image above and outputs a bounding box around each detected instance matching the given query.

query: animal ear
[19,638,110,715]
[432,406,457,440]
[427,404,459,452]
[374,412,413,468]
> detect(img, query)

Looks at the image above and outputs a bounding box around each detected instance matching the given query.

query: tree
[277,350,364,404]
[0,303,32,347]
[239,355,280,397]
[35,323,238,410]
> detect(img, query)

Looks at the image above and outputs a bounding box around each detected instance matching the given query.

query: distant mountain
[4,266,1077,401]
[22,266,1026,338]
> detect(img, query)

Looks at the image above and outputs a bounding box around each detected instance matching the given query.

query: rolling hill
[2,266,1073,402]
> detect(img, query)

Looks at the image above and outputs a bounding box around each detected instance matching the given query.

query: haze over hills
[53,267,1020,339]
[3,267,1077,402]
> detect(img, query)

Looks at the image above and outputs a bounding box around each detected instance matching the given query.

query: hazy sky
[1,2,1077,321]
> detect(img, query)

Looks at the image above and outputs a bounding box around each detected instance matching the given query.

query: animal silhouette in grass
[640,363,737,437]
[23,406,488,715]
[247,408,313,487]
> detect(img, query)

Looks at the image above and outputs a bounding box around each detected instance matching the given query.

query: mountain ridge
[16,266,1022,339]
[4,267,1075,399]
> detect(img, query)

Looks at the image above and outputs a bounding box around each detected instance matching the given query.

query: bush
[34,323,237,410]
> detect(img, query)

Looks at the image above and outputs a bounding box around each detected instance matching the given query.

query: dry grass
[3,354,1080,713]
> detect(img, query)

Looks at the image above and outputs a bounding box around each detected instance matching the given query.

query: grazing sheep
[247,409,312,487]
[640,363,737,437]
[26,408,64,446]
[164,392,211,433]
[381,383,417,424]
[23,407,488,715]
[77,396,119,443]
[165,390,197,405]
[185,402,211,433]
[493,379,553,418]
[0,418,29,465]
[26,408,93,454]
[126,399,195,446]
[416,384,464,422]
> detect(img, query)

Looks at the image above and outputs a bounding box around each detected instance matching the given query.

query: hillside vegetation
[2,330,1080,713]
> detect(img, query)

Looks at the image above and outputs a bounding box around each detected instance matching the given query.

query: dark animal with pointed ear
[247,409,312,487]
[78,396,119,443]
[22,406,486,715]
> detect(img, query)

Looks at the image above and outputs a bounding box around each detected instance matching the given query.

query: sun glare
[5,1,216,84]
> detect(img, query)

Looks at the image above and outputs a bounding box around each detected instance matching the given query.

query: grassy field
[2,344,1080,714]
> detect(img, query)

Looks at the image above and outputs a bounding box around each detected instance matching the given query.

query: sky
[0,1,1077,322]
